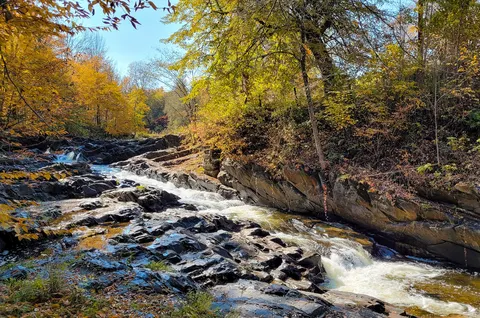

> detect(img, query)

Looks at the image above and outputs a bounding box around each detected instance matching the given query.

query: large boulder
[102,187,181,212]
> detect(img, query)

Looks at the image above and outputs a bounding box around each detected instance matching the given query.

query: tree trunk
[304,32,335,93]
[416,0,425,86]
[303,0,336,93]
[300,28,329,219]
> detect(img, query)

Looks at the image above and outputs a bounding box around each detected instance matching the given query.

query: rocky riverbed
[0,136,479,317]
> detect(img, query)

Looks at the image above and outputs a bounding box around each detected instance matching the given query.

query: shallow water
[97,168,480,317]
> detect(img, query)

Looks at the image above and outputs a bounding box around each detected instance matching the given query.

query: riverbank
[0,137,479,317]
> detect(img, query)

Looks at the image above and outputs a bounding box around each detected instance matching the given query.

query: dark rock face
[102,187,181,212]
[219,159,480,270]
[211,280,409,318]
[80,135,182,164]
[112,154,240,200]
[0,163,94,203]
[0,265,30,281]
[203,148,221,178]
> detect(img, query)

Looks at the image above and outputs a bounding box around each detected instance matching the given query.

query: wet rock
[176,254,223,274]
[73,216,99,227]
[211,280,332,318]
[148,231,207,254]
[264,284,295,296]
[259,254,283,270]
[64,175,116,198]
[283,247,303,260]
[40,162,92,176]
[79,200,103,210]
[182,203,198,211]
[209,215,241,232]
[82,136,182,164]
[270,237,287,247]
[0,265,30,281]
[279,263,303,280]
[119,179,139,188]
[130,269,196,294]
[305,268,325,285]
[104,187,138,202]
[158,250,182,264]
[213,279,408,318]
[103,187,180,212]
[297,253,323,269]
[42,206,62,220]
[197,260,241,284]
[244,227,270,238]
[78,250,127,272]
[95,204,144,223]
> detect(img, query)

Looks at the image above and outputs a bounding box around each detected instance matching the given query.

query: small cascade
[75,152,86,162]
[54,151,77,163]
[99,169,478,317]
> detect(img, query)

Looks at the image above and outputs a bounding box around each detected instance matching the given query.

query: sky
[83,4,181,77]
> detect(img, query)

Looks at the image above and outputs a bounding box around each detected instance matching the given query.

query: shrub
[7,278,48,303]
[173,292,220,318]
[145,261,173,272]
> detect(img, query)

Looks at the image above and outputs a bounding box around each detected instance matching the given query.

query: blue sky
[83,4,181,77]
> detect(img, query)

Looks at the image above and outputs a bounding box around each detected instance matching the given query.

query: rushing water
[95,169,479,317]
[52,152,479,317]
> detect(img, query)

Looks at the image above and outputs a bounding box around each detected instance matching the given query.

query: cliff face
[219,159,480,270]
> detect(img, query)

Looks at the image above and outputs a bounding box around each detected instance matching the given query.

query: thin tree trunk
[300,30,329,219]
[417,0,425,85]
[434,63,440,166]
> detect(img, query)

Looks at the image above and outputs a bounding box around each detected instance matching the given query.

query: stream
[87,165,480,317]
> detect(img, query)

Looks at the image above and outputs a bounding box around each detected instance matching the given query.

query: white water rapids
[98,168,479,317]
[49,152,480,317]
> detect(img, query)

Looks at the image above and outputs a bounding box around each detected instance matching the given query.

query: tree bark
[303,0,336,93]
[416,0,425,86]
[300,27,329,218]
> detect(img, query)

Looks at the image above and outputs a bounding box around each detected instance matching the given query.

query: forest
[1,0,480,317]
[1,0,479,187]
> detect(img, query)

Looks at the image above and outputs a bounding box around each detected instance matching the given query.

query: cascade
[90,167,479,317]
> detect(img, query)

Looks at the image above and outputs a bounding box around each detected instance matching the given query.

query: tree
[127,87,150,135]
[0,34,74,135]
[1,0,173,135]
[150,50,198,126]
[71,56,132,136]
[166,0,387,215]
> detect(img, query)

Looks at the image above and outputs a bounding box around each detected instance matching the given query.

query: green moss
[413,272,480,309]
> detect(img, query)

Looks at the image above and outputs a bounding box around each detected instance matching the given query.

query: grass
[136,185,147,191]
[7,277,49,303]
[145,261,173,272]
[6,264,64,303]
[0,265,109,318]
[0,262,230,318]
[172,292,221,318]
